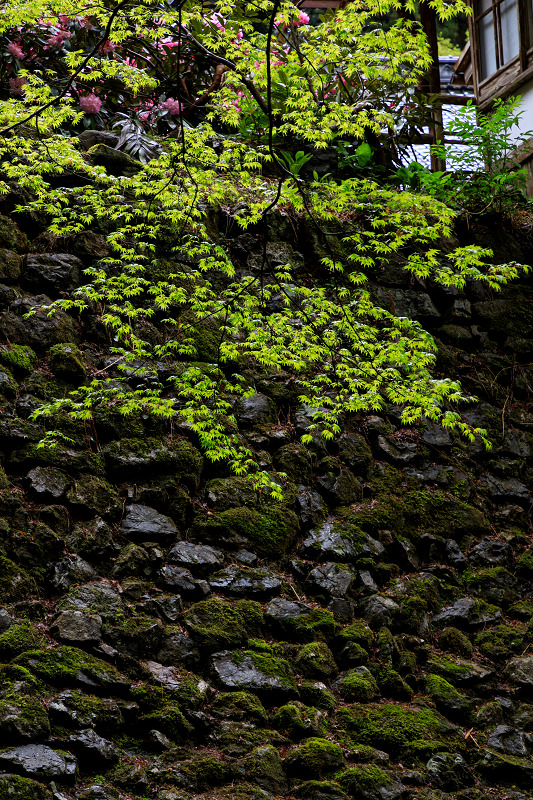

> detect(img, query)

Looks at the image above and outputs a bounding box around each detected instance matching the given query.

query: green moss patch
[195,505,299,557]
[336,702,458,758]
[19,646,129,692]
[184,598,248,651]
[0,622,46,660]
[284,738,345,779]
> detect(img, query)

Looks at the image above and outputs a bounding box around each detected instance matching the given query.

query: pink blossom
[9,76,28,95]
[7,41,24,59]
[79,93,102,114]
[297,11,310,25]
[161,97,183,115]
[46,29,71,48]
[210,12,225,31]
[236,29,243,40]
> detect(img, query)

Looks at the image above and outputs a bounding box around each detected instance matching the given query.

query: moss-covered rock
[48,689,123,733]
[272,702,327,739]
[176,755,235,791]
[298,680,337,712]
[337,765,396,800]
[48,343,86,380]
[0,690,51,743]
[369,664,413,700]
[195,505,299,557]
[437,627,473,658]
[0,622,46,660]
[104,437,202,489]
[336,702,459,758]
[273,444,314,484]
[294,642,338,680]
[425,674,472,722]
[0,556,38,602]
[242,744,287,794]
[0,344,37,375]
[184,598,248,651]
[334,667,379,702]
[66,474,121,518]
[293,779,347,799]
[475,622,526,660]
[138,700,193,741]
[0,214,28,252]
[465,567,517,606]
[284,737,345,779]
[19,646,129,692]
[212,691,268,725]
[0,773,52,800]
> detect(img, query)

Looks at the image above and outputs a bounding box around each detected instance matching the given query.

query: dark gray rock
[58,581,123,621]
[0,607,13,633]
[421,422,452,448]
[156,629,199,667]
[432,597,500,631]
[444,539,467,571]
[306,562,354,599]
[376,288,441,323]
[158,564,207,597]
[27,466,70,500]
[51,610,102,643]
[468,537,513,568]
[0,248,22,282]
[23,253,82,294]
[487,725,533,757]
[426,752,474,791]
[78,130,120,150]
[166,541,223,575]
[482,474,529,502]
[297,487,327,528]
[235,393,276,427]
[316,467,361,506]
[0,744,77,782]
[77,784,119,800]
[3,295,79,352]
[50,555,98,592]
[301,519,384,563]
[361,595,400,630]
[478,747,533,787]
[121,504,177,542]
[211,650,297,699]
[506,656,533,688]
[266,598,311,635]
[377,435,418,463]
[66,729,118,766]
[209,566,282,598]
[0,283,17,309]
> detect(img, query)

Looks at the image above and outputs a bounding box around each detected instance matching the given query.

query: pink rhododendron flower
[79,93,102,114]
[7,41,24,59]
[297,11,310,25]
[210,13,225,31]
[46,29,71,48]
[9,76,28,95]
[161,97,183,115]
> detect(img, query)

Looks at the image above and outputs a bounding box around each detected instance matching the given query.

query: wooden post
[419,2,446,172]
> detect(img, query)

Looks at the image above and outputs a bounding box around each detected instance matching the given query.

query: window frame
[470,0,533,108]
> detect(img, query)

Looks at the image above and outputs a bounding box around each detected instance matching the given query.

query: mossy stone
[273,444,314,484]
[437,627,473,658]
[0,773,52,800]
[0,691,51,742]
[48,343,86,380]
[475,622,526,660]
[465,567,517,606]
[369,664,413,700]
[139,701,193,740]
[294,642,338,680]
[212,691,268,725]
[234,599,265,635]
[516,548,533,578]
[337,765,393,798]
[0,556,38,602]
[49,689,123,732]
[242,744,287,794]
[0,214,28,252]
[88,143,142,176]
[184,598,247,651]
[425,674,472,722]
[284,737,345,779]
[293,780,347,799]
[0,345,37,375]
[0,248,22,282]
[336,702,458,758]
[196,505,299,557]
[66,474,121,518]
[337,620,373,651]
[298,680,337,712]
[19,646,128,692]
[335,667,379,702]
[178,756,234,791]
[278,608,340,643]
[0,622,46,660]
[272,702,327,739]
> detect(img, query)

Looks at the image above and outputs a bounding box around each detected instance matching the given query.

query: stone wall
[0,190,533,800]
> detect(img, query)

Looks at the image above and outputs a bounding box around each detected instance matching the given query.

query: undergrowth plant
[0,0,528,496]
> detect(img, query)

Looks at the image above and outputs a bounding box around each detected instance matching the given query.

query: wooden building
[466,0,533,190]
